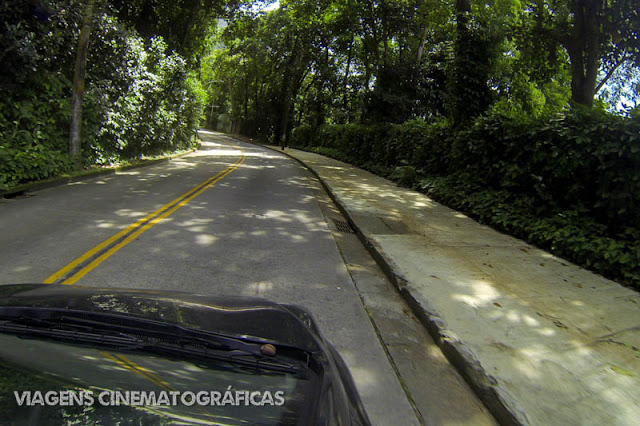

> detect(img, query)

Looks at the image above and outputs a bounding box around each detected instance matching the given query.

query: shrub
[289,108,640,289]
[1,4,205,189]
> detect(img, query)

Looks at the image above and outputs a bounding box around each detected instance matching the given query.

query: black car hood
[0,284,322,353]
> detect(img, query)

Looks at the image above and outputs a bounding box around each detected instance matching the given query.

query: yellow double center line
[101,352,173,391]
[101,352,215,419]
[44,146,245,285]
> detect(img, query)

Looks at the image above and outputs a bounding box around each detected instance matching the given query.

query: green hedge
[290,108,640,288]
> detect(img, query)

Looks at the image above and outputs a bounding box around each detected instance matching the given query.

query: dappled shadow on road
[62,138,404,421]
[59,141,249,216]
[0,135,422,423]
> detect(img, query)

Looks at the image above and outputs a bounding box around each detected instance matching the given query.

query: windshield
[0,332,316,425]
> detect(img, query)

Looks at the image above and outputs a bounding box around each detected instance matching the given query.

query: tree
[109,0,235,65]
[530,0,640,107]
[69,0,95,169]
[204,0,640,137]
[447,0,495,123]
[69,0,237,168]
[206,1,334,145]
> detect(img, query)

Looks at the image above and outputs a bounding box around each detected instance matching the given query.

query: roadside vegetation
[1,0,222,191]
[2,0,639,287]
[202,1,640,288]
[291,110,640,288]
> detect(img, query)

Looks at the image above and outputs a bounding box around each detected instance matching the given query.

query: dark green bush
[0,72,72,190]
[451,108,640,231]
[419,172,640,288]
[289,108,640,289]
[291,125,316,147]
[0,145,71,190]
[391,165,418,187]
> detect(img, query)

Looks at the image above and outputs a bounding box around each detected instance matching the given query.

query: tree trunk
[69,0,95,170]
[243,58,249,129]
[227,77,236,132]
[181,3,198,56]
[416,25,429,65]
[275,41,305,148]
[343,35,354,120]
[565,0,601,107]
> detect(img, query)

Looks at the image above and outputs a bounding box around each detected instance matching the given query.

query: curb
[1,149,198,199]
[255,142,525,426]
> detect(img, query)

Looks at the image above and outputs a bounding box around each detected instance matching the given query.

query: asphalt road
[0,131,418,424]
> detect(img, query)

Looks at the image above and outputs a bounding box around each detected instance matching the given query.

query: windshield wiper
[0,307,308,374]
[0,319,143,346]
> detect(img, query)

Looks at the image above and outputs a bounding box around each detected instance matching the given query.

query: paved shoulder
[276,146,640,425]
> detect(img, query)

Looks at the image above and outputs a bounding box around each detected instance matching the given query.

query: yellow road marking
[101,352,173,391]
[44,145,245,285]
[101,352,215,420]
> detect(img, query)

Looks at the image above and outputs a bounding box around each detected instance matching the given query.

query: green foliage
[390,166,418,187]
[0,0,80,189]
[87,35,203,163]
[289,109,640,289]
[308,146,350,162]
[0,145,72,191]
[364,55,450,123]
[0,72,73,190]
[364,61,420,124]
[109,0,229,66]
[449,14,494,124]
[419,173,640,289]
[290,125,317,147]
[523,0,640,106]
[213,0,639,138]
[1,1,205,189]
[388,118,454,174]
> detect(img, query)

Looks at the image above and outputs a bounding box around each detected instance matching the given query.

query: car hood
[0,284,322,352]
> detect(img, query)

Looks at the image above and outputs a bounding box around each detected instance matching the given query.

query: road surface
[0,130,494,424]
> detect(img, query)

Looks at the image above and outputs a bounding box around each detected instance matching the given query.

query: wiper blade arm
[0,307,261,354]
[0,321,143,347]
[56,315,263,355]
[128,340,304,374]
[0,307,310,373]
[0,321,302,373]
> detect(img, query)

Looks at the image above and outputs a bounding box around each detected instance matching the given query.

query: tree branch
[595,55,632,94]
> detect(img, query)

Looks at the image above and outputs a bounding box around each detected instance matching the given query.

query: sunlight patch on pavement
[195,234,217,246]
[115,209,147,218]
[242,281,274,296]
[189,148,241,158]
[96,222,118,229]
[452,279,500,308]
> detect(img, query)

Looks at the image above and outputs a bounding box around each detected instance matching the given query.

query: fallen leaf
[611,365,635,377]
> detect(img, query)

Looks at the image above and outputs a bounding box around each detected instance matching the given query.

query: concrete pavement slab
[315,182,495,425]
[274,146,640,425]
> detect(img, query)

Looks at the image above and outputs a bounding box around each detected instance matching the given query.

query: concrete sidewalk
[272,146,640,425]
